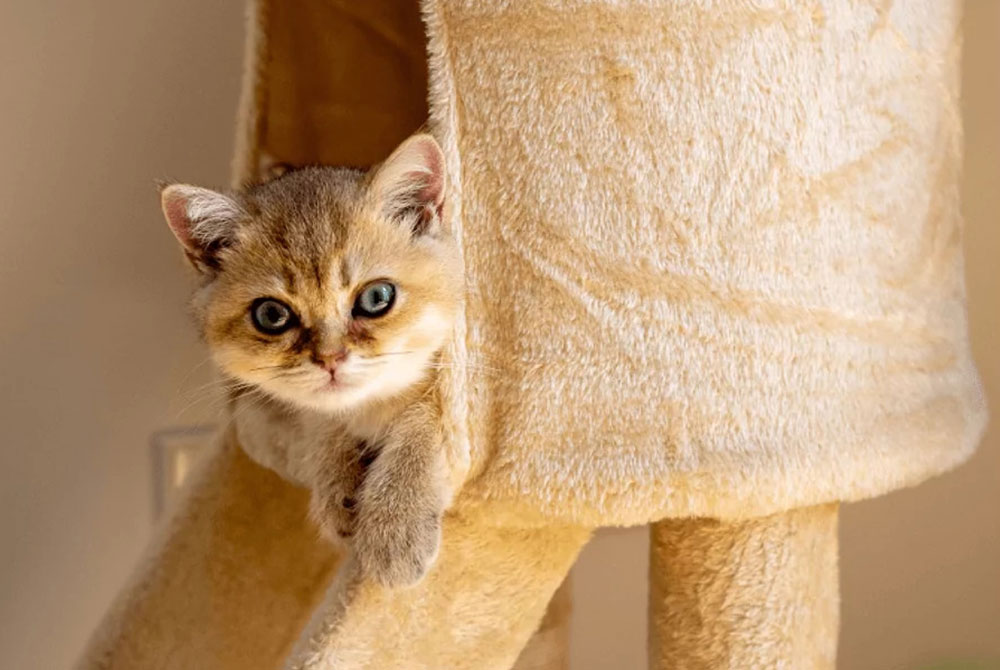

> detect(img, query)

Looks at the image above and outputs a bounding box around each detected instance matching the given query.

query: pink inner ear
[417,171,444,213]
[162,192,196,250]
[413,140,445,212]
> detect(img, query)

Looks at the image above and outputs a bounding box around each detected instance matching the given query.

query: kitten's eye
[250,298,296,334]
[353,281,396,318]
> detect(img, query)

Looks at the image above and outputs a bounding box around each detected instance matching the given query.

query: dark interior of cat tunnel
[263,0,430,170]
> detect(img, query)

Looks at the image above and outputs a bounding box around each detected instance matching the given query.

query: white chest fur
[233,394,393,487]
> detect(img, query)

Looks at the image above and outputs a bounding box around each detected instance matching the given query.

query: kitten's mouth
[318,374,350,393]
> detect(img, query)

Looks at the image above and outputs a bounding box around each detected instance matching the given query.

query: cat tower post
[78,0,984,668]
[76,430,577,670]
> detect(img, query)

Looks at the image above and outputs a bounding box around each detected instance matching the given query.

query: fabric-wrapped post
[75,432,341,670]
[649,505,840,669]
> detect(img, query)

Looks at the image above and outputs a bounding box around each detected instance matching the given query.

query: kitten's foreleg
[354,400,448,587]
[309,434,368,545]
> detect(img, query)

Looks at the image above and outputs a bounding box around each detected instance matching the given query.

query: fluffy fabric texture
[423,0,986,525]
[649,504,840,668]
[77,431,581,670]
[75,433,341,670]
[285,509,588,670]
[236,0,985,527]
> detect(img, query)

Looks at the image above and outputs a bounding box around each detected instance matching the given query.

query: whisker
[227,387,273,425]
[172,386,236,421]
[171,376,253,419]
[247,364,294,373]
[177,376,238,399]
[273,368,316,378]
[352,360,389,368]
[172,356,215,395]
[423,362,506,374]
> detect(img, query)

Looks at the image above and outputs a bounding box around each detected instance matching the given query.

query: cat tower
[78,1,985,668]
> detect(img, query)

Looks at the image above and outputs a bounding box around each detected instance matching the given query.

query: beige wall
[0,2,244,668]
[835,4,1000,666]
[0,3,995,670]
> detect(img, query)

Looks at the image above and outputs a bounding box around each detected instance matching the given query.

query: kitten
[160,134,461,586]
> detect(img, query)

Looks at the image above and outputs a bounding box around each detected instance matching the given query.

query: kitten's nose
[313,348,348,371]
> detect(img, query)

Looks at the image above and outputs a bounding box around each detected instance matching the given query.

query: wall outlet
[150,425,217,519]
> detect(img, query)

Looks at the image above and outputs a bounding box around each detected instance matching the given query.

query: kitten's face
[162,135,461,412]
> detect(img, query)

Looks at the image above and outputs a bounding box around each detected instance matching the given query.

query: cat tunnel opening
[256,0,429,171]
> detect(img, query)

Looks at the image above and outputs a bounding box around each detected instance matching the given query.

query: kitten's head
[161,134,461,413]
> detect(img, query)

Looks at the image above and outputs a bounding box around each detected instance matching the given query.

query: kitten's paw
[354,510,442,587]
[310,490,358,546]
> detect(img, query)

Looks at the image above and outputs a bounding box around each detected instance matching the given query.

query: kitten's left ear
[371,134,446,237]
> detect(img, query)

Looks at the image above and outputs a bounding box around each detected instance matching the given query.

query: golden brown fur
[161,134,462,585]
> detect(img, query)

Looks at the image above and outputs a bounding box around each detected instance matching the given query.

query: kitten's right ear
[160,184,243,272]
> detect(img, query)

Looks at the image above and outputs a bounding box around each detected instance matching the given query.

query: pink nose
[313,348,348,370]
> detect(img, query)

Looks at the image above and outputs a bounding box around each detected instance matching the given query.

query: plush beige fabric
[423,0,986,526]
[79,0,985,668]
[76,432,340,670]
[77,430,580,670]
[649,505,840,669]
[285,511,587,670]
[241,0,986,527]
